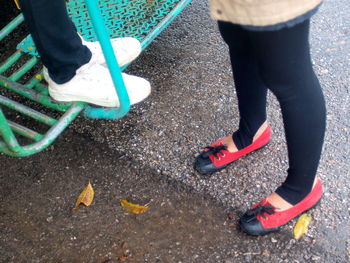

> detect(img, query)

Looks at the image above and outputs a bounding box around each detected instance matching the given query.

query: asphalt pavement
[1,0,349,262]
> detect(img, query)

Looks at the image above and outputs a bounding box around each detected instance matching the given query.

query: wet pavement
[1,130,347,263]
[1,0,349,262]
[1,130,231,262]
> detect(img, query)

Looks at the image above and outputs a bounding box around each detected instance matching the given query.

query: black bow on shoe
[246,204,276,221]
[200,145,227,159]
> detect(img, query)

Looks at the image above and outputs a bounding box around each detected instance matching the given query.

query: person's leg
[18,0,91,84]
[249,19,326,205]
[218,21,268,150]
[194,22,271,174]
[18,0,151,107]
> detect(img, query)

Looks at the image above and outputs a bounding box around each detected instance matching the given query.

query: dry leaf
[117,255,129,261]
[293,213,312,239]
[72,182,94,210]
[120,200,149,214]
[115,241,130,261]
[120,241,127,249]
[13,0,20,9]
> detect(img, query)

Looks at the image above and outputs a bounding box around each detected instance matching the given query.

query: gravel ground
[1,0,349,262]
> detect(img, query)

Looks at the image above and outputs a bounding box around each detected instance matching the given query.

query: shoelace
[200,145,227,159]
[246,203,276,221]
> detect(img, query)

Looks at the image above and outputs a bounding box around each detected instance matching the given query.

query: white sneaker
[81,36,142,67]
[43,36,142,81]
[47,60,151,107]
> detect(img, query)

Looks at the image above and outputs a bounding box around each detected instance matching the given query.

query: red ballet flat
[195,124,271,174]
[239,179,323,236]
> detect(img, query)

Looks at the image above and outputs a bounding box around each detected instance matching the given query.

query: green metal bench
[0,0,191,157]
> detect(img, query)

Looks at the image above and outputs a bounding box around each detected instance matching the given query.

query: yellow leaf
[72,182,94,211]
[293,213,312,239]
[13,0,20,9]
[120,200,149,214]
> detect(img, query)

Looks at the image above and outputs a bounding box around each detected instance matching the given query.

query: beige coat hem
[210,0,323,26]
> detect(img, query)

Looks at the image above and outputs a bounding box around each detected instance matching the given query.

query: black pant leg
[218,21,268,149]
[248,20,326,204]
[18,0,91,84]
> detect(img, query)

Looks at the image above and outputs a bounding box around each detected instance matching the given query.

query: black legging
[218,19,326,205]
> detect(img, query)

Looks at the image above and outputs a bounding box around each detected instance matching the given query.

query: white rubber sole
[49,89,118,107]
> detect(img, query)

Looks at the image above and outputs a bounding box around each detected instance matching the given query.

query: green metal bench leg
[83,0,130,119]
[0,108,21,153]
[0,102,85,157]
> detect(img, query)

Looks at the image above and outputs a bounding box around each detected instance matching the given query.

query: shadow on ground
[1,129,232,262]
[1,130,347,263]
